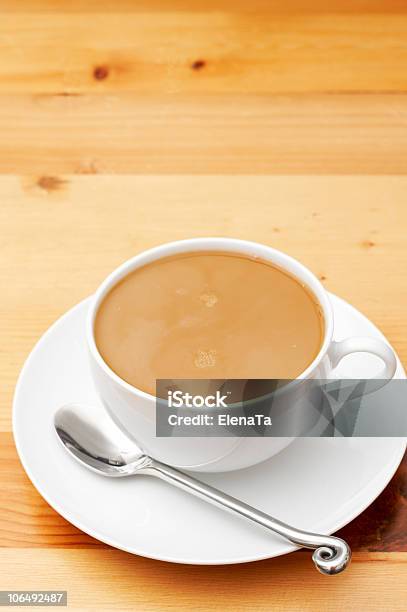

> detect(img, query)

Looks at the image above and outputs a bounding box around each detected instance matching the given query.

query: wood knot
[361,240,376,249]
[55,92,80,97]
[37,176,67,192]
[93,65,109,80]
[191,59,206,71]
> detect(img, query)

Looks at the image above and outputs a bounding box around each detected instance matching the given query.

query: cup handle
[328,337,397,394]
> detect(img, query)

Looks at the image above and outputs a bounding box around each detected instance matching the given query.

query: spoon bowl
[55,403,152,476]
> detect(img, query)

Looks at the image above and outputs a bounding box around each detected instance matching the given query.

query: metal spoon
[54,403,351,574]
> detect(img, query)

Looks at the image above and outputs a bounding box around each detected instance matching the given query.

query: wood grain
[3,1,407,13]
[1,13,407,94]
[2,175,407,433]
[0,549,405,611]
[1,1,407,609]
[1,94,407,174]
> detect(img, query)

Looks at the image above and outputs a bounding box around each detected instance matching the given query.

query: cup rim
[86,238,334,402]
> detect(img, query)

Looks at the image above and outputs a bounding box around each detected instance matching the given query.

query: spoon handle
[145,459,350,574]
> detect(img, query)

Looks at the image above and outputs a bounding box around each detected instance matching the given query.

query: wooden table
[1,1,406,610]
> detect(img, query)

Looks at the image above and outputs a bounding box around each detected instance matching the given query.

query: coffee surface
[94,252,324,394]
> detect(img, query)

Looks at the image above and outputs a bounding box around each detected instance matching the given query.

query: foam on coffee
[94,251,324,394]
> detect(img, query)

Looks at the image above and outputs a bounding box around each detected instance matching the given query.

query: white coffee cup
[86,238,397,472]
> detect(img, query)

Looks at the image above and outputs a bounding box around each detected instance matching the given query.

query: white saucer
[13,294,406,565]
